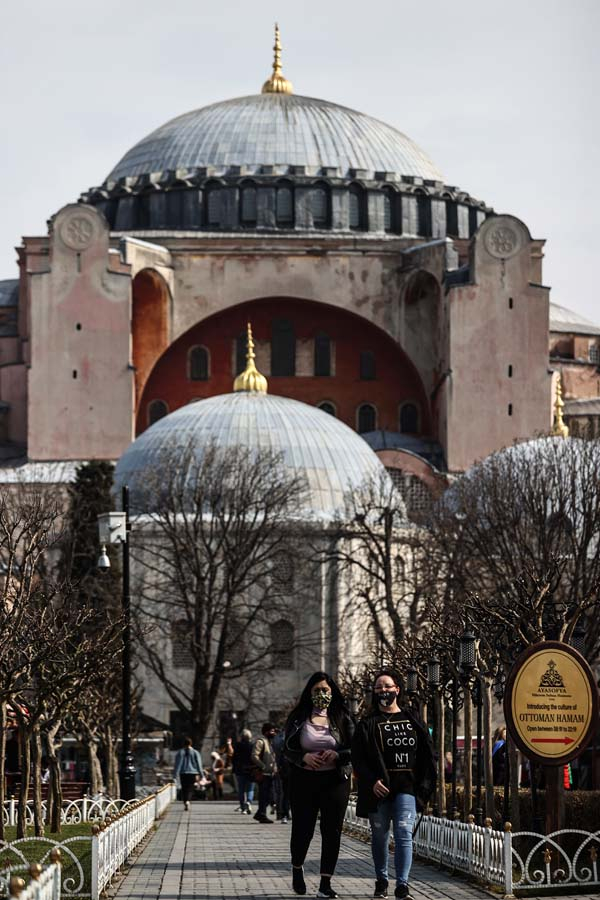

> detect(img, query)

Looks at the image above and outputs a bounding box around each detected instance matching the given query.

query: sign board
[504,641,598,765]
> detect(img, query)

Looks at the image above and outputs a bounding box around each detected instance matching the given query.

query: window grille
[270,620,294,668]
[276,187,294,226]
[311,188,328,227]
[241,187,257,225]
[189,346,209,381]
[171,620,193,669]
[206,188,220,228]
[590,345,600,364]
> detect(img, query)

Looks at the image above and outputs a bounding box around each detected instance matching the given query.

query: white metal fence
[2,798,136,828]
[9,863,62,900]
[344,799,600,894]
[0,784,175,900]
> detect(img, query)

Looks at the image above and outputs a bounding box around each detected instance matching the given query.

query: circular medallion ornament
[504,641,598,765]
[484,223,522,259]
[60,214,96,251]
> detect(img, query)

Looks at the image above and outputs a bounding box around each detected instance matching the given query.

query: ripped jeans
[368,793,416,887]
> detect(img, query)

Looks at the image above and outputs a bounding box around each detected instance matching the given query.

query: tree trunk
[86,739,103,795]
[31,723,44,837]
[436,692,446,816]
[482,678,494,822]
[16,726,31,839]
[508,734,520,830]
[104,727,119,798]
[0,701,6,841]
[46,724,63,834]
[463,684,473,820]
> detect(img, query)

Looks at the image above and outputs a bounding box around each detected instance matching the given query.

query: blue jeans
[369,793,416,887]
[237,774,255,811]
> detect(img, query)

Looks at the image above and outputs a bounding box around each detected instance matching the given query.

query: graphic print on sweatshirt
[377,715,417,773]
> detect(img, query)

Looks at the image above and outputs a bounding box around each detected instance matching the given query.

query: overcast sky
[1,0,597,321]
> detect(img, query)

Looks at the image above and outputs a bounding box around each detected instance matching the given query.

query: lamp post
[406,663,419,713]
[459,624,477,821]
[427,655,442,816]
[97,485,136,800]
[493,669,510,825]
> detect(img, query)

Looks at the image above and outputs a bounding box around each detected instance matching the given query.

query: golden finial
[551,372,569,438]
[233,323,268,394]
[261,23,293,94]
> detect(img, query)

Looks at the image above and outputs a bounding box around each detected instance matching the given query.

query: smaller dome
[115,392,389,519]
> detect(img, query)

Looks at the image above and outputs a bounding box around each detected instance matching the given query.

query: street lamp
[406,664,419,700]
[427,655,442,816]
[97,485,136,800]
[459,626,477,674]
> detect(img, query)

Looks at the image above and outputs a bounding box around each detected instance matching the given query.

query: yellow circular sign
[507,643,597,763]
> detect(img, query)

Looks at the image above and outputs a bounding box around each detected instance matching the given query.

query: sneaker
[247,803,253,813]
[255,813,274,823]
[183,801,189,811]
[292,867,306,895]
[374,879,388,899]
[316,887,338,899]
[234,805,242,812]
[280,816,289,824]
[394,886,412,900]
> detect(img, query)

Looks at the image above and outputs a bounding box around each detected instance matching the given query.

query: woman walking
[351,669,436,900]
[173,736,204,811]
[284,671,354,899]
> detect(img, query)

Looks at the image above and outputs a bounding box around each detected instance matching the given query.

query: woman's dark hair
[285,671,349,737]
[370,668,403,712]
[183,736,193,748]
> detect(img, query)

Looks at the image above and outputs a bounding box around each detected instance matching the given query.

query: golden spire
[233,323,268,394]
[551,372,569,438]
[261,23,293,94]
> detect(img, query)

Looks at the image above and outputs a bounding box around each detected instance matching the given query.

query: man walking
[251,722,277,824]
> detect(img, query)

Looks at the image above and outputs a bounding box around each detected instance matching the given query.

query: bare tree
[129,441,312,747]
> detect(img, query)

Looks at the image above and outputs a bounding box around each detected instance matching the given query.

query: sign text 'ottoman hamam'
[504,641,598,765]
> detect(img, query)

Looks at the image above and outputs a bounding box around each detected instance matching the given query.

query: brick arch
[136,296,431,437]
[132,268,170,404]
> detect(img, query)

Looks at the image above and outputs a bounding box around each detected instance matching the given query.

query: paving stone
[111,801,580,900]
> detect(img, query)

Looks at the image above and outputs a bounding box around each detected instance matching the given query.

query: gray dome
[106,93,444,183]
[115,391,389,519]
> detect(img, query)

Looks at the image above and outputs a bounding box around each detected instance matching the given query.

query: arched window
[359,350,376,380]
[235,332,246,375]
[314,333,331,376]
[400,403,419,433]
[148,399,168,426]
[276,184,294,226]
[383,188,398,233]
[416,190,431,237]
[270,619,294,668]
[311,185,329,228]
[205,184,221,228]
[189,346,209,381]
[271,318,295,376]
[318,401,336,417]
[240,185,257,226]
[357,403,377,434]
[349,185,366,230]
[171,620,193,669]
[272,552,294,590]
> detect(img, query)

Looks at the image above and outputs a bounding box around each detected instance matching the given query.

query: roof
[549,303,600,336]
[115,391,388,520]
[105,93,444,184]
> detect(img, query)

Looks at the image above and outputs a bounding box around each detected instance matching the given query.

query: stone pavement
[112,801,595,900]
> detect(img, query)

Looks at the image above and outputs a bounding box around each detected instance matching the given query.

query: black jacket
[284,712,355,781]
[351,707,436,817]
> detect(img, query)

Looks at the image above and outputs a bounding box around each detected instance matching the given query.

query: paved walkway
[112,801,594,900]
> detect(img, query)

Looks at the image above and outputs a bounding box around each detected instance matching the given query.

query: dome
[114,391,389,519]
[105,93,444,184]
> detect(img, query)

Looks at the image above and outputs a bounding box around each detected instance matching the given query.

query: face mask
[312,689,332,710]
[376,690,397,708]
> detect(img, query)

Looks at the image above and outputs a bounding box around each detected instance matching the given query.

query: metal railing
[344,799,600,894]
[91,783,176,900]
[8,861,62,900]
[2,798,136,828]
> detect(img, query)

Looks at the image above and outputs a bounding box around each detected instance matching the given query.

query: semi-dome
[115,391,389,519]
[106,93,444,184]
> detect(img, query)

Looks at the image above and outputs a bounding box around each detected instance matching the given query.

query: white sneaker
[280,816,288,824]
[184,801,190,811]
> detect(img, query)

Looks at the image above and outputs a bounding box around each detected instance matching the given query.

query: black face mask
[376,690,397,708]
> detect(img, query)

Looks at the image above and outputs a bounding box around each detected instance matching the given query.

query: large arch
[131,268,170,402]
[136,296,432,439]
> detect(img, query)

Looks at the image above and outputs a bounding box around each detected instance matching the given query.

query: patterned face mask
[312,689,332,710]
[376,690,397,707]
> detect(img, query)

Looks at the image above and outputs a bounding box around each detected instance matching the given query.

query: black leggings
[289,767,350,875]
[180,773,196,803]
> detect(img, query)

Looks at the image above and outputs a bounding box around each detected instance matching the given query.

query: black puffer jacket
[351,708,436,817]
[284,712,355,781]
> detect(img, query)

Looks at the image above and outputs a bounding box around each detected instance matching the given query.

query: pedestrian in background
[284,671,354,899]
[173,736,204,811]
[273,727,290,823]
[251,722,278,823]
[233,729,255,814]
[352,669,435,900]
[211,750,225,799]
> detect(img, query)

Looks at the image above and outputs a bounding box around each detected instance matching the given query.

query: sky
[1,0,598,321]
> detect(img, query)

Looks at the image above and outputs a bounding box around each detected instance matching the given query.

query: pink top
[300,719,337,771]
